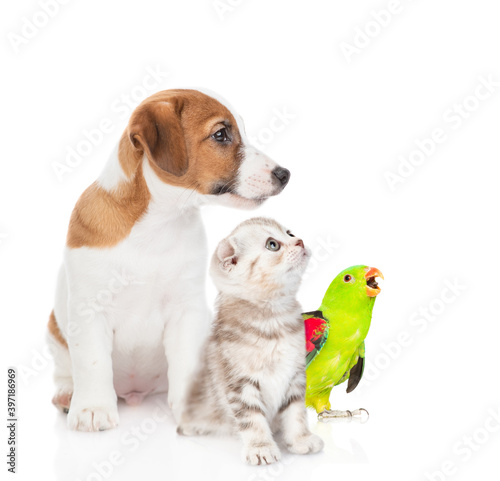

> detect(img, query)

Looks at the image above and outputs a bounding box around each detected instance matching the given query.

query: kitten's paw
[67,404,119,432]
[287,433,324,455]
[243,442,281,465]
[176,424,207,436]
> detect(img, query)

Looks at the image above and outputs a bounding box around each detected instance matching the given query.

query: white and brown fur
[178,218,324,465]
[47,90,291,431]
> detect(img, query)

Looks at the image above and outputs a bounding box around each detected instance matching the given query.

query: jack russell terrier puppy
[47,89,290,432]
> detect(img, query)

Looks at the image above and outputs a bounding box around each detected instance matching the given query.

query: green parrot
[303,265,383,420]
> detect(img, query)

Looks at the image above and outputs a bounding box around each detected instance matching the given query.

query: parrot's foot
[318,408,369,424]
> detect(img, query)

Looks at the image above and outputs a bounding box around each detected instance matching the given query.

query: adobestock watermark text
[247,106,296,151]
[8,0,72,54]
[423,405,500,481]
[212,0,245,21]
[360,277,466,388]
[384,74,499,192]
[51,64,170,182]
[340,0,418,64]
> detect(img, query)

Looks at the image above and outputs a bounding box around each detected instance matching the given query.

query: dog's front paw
[243,441,281,465]
[286,433,324,455]
[67,404,119,432]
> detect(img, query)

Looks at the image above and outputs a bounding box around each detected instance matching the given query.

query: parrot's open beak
[364,267,384,297]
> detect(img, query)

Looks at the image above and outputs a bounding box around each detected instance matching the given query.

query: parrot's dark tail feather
[346,357,364,393]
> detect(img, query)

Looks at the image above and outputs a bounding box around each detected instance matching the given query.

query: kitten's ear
[216,238,238,272]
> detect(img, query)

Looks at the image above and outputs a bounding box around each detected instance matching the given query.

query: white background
[2,0,500,480]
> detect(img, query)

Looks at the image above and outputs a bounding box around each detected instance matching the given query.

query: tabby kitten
[177,217,324,465]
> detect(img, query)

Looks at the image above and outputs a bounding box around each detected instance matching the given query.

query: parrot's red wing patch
[302,310,329,368]
[305,318,327,350]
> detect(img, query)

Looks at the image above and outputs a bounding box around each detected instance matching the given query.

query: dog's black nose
[272,167,290,187]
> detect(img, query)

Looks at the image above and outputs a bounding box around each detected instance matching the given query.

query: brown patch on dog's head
[128,99,188,177]
[123,89,243,195]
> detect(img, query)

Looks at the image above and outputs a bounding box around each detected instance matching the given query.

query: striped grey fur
[177,218,324,465]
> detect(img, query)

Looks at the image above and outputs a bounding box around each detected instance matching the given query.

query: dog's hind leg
[47,311,73,413]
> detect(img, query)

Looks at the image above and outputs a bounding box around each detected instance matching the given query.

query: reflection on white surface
[313,419,368,464]
[45,390,372,481]
[18,360,498,481]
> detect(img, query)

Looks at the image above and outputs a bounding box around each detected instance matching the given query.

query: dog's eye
[265,238,280,252]
[286,230,295,237]
[344,274,353,283]
[212,128,229,143]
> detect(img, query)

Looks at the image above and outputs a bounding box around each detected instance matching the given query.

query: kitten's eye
[212,128,229,143]
[265,238,281,252]
[344,274,354,283]
[286,230,295,237]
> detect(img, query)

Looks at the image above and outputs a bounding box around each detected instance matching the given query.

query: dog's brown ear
[128,101,188,176]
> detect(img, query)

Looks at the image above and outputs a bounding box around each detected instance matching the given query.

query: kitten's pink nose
[295,239,304,248]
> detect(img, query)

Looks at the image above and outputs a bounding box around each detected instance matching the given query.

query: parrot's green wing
[302,310,329,369]
[346,341,365,393]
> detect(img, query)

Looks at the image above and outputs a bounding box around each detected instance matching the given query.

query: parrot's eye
[344,274,353,283]
[265,238,281,251]
[286,230,295,237]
